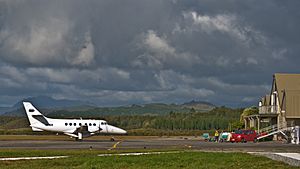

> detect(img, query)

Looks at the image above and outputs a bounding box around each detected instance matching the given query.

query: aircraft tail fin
[23,102,47,131]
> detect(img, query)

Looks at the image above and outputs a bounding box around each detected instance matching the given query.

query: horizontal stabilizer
[31,126,43,132]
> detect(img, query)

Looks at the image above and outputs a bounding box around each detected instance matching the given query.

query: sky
[0,0,299,107]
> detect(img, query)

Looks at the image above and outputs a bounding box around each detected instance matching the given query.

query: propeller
[98,125,103,133]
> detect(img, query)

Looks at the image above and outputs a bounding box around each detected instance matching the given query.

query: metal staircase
[257,122,293,140]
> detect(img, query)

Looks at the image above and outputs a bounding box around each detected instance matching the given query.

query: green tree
[240,107,258,122]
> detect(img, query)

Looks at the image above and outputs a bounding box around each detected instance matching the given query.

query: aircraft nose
[108,125,127,134]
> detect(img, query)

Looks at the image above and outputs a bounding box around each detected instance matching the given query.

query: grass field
[0,150,296,169]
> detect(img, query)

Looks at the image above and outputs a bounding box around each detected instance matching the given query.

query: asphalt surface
[0,138,300,152]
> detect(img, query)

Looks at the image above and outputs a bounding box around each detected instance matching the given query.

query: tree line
[0,107,244,135]
[103,107,243,131]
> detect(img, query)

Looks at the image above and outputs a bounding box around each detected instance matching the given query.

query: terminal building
[244,73,300,142]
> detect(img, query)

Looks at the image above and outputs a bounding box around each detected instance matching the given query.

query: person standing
[214,129,219,142]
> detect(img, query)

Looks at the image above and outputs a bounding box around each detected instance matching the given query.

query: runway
[0,137,300,152]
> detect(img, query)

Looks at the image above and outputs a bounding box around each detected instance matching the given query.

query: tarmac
[0,137,299,152]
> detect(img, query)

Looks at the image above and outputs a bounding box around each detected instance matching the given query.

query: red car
[230,130,258,143]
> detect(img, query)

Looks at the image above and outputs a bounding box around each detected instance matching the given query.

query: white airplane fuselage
[31,118,122,134]
[23,102,126,140]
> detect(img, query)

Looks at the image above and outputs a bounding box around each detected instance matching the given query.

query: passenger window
[93,123,96,126]
[74,123,76,126]
[69,123,72,126]
[89,123,92,126]
[101,122,104,125]
[65,123,68,126]
[79,123,82,126]
[85,123,87,126]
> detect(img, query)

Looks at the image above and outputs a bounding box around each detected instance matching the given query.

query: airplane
[23,102,127,141]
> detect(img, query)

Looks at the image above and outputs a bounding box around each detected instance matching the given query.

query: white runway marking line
[275,153,300,161]
[248,152,300,166]
[98,151,181,157]
[0,156,68,161]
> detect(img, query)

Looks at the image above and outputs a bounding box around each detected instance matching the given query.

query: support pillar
[244,118,248,129]
[256,116,260,133]
[249,117,254,128]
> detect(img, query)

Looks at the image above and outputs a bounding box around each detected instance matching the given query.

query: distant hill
[49,103,191,117]
[2,96,95,116]
[0,107,12,115]
[181,100,215,111]
[2,97,215,117]
[12,96,94,109]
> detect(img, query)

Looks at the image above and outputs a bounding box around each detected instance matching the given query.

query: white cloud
[183,12,245,39]
[0,78,22,88]
[182,11,267,45]
[0,1,297,107]
[25,68,74,83]
[216,56,230,67]
[0,65,26,83]
[70,31,95,66]
[242,97,257,103]
[144,30,175,56]
[272,48,287,60]
[135,30,201,68]
[3,17,70,65]
[24,67,130,85]
[246,57,258,65]
[0,17,95,67]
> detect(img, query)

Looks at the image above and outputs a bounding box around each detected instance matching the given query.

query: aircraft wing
[64,126,97,138]
[64,133,78,138]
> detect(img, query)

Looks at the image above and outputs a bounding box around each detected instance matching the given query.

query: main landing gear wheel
[75,132,83,141]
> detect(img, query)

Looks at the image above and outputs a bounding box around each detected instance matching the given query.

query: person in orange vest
[214,129,219,142]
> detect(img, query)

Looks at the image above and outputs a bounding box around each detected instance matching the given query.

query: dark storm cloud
[0,0,299,107]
